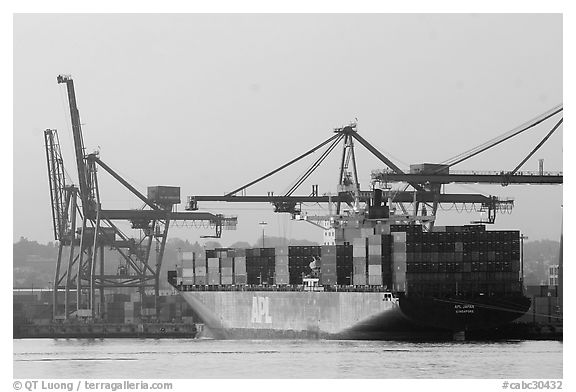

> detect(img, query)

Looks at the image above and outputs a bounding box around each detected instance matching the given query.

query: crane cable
[284,133,344,196]
[440,104,563,168]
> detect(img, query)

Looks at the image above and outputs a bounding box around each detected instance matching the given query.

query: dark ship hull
[398,295,531,332]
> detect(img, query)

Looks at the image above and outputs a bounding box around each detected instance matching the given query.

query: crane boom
[372,171,563,185]
[186,123,515,225]
[187,192,509,205]
[57,74,93,213]
[44,129,68,240]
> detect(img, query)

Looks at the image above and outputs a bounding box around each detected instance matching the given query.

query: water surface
[13,339,562,379]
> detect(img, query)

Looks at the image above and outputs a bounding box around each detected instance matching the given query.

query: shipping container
[234,257,247,274]
[147,186,181,204]
[321,255,337,264]
[368,264,382,276]
[353,257,366,273]
[207,272,221,285]
[207,257,219,269]
[182,268,194,278]
[353,241,367,258]
[248,248,261,257]
[368,244,382,256]
[288,246,322,256]
[321,275,338,285]
[221,267,233,276]
[275,264,289,276]
[366,234,381,245]
[367,254,381,266]
[221,257,233,268]
[393,252,407,263]
[321,245,337,255]
[353,273,367,285]
[321,264,337,274]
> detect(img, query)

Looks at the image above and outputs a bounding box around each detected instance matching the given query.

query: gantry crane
[46,75,236,321]
[186,104,562,234]
[185,123,534,232]
[371,104,563,225]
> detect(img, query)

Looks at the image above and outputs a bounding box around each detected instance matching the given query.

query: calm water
[14,338,562,379]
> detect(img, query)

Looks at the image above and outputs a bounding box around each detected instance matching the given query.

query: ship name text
[454,304,475,314]
[251,296,272,324]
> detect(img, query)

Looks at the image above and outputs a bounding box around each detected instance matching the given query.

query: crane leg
[53,242,64,320]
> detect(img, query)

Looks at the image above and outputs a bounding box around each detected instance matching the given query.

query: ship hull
[399,295,532,331]
[178,290,530,340]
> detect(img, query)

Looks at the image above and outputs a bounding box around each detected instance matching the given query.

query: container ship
[168,215,530,340]
[163,121,557,339]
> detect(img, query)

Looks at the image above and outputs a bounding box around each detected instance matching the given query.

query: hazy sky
[13,14,563,246]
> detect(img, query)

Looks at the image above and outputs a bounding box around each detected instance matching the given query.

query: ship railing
[176,283,395,293]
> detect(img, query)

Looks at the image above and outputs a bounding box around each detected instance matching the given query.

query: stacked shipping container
[172,225,521,295]
[403,225,521,295]
[246,248,275,285]
[391,230,407,292]
[352,237,367,285]
[195,257,207,285]
[207,257,220,285]
[353,234,393,288]
[368,235,382,285]
[234,248,247,284]
[320,245,337,285]
[275,246,289,285]
[221,249,234,285]
[179,251,195,285]
[288,246,321,284]
[335,244,353,285]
